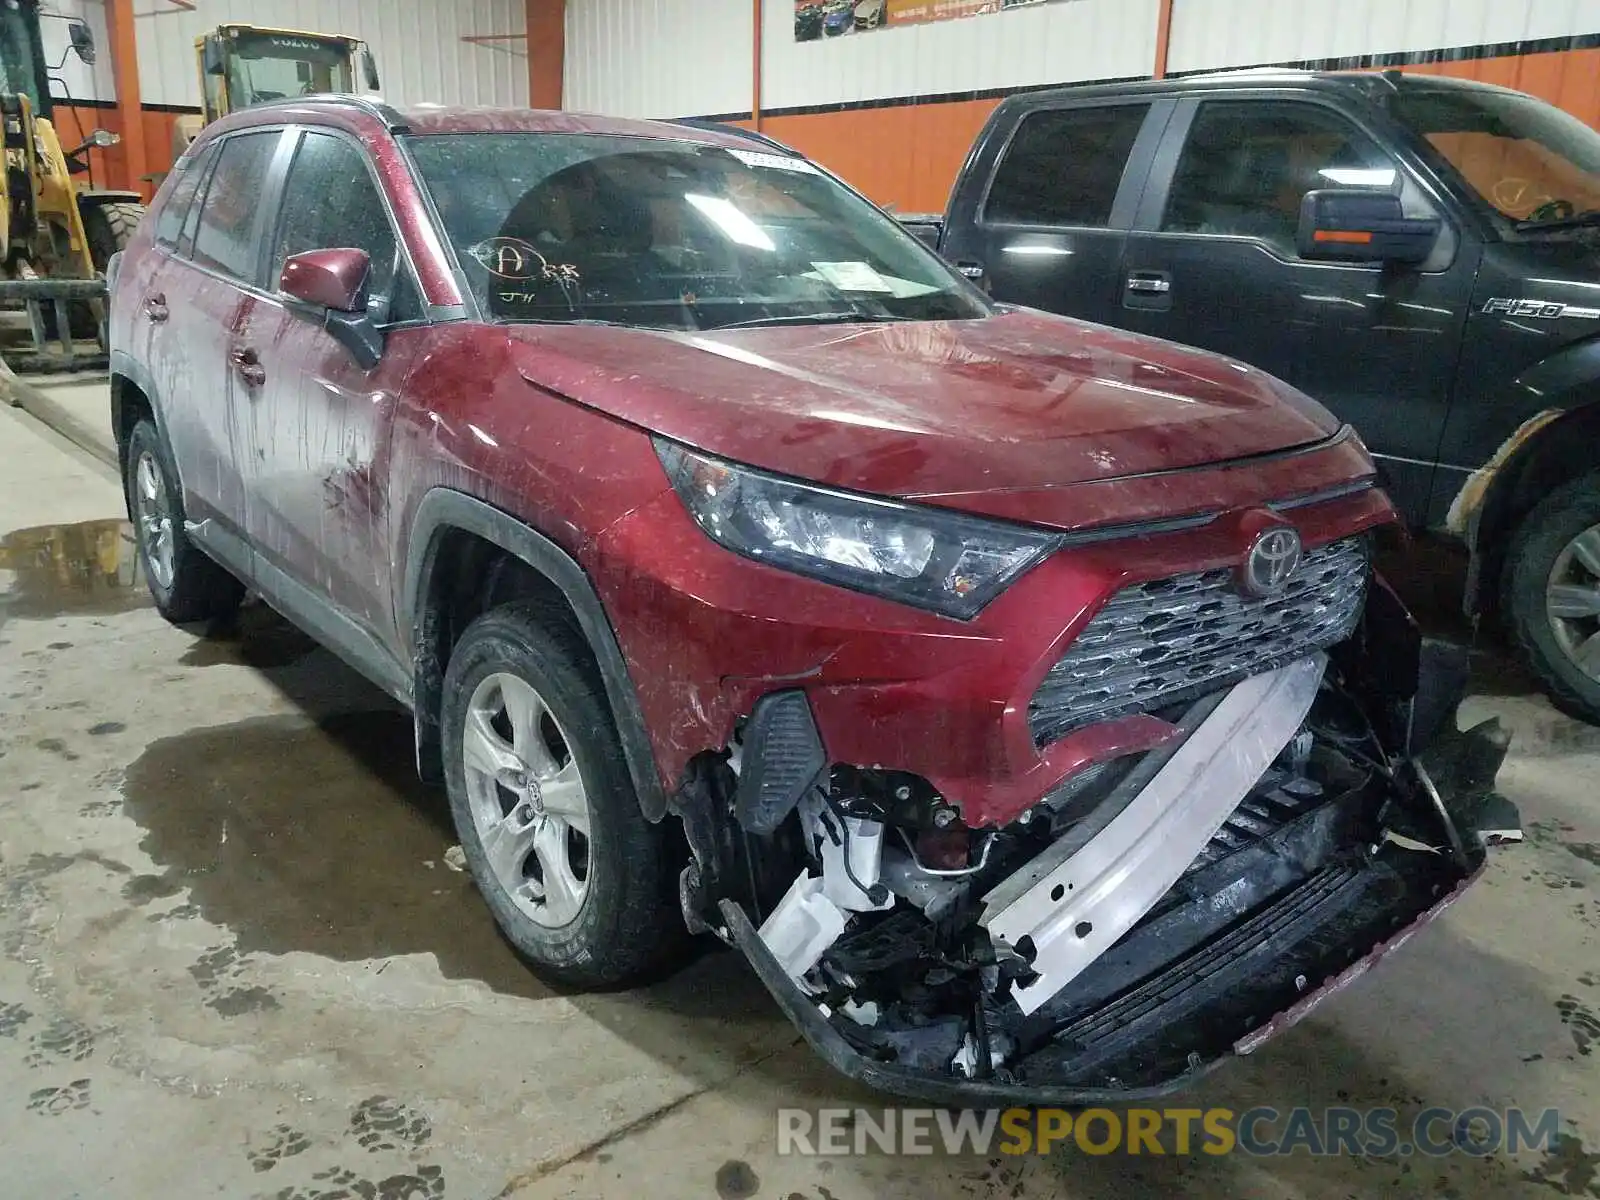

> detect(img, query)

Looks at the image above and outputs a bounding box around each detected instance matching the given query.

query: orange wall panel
[1401,47,1600,130]
[141,110,184,182]
[764,97,998,213]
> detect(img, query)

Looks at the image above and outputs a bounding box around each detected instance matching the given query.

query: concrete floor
[0,394,1598,1199]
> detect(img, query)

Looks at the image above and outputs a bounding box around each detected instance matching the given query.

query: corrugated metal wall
[762,0,1158,111]
[564,0,752,119]
[132,0,529,110]
[1168,0,1600,73]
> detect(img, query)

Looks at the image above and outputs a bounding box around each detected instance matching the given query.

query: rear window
[153,142,216,247]
[193,131,280,283]
[985,104,1150,227]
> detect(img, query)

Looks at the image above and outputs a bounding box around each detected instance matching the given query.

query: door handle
[229,347,266,388]
[954,260,986,280]
[1123,270,1174,311]
[1125,273,1172,295]
[144,294,169,323]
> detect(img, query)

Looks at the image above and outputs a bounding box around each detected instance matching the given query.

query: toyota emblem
[1240,526,1303,597]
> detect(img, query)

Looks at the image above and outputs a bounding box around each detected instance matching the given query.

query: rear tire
[441,602,683,987]
[122,418,245,623]
[1504,472,1600,724]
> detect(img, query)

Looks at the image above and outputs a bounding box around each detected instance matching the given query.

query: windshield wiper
[712,310,916,330]
[1515,210,1600,233]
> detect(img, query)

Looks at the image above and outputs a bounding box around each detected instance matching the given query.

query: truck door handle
[1125,272,1172,294]
[1123,270,1174,312]
[954,260,986,281]
[229,347,266,388]
[144,294,169,323]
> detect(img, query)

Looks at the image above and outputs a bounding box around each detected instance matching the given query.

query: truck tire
[123,418,245,623]
[83,201,146,271]
[440,602,684,986]
[1504,471,1600,724]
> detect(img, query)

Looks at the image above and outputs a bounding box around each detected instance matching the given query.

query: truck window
[1391,86,1600,228]
[984,105,1150,228]
[1163,101,1394,254]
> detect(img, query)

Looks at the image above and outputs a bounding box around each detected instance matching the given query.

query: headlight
[656,439,1060,619]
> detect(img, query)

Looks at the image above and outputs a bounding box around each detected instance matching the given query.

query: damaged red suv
[108,98,1518,1103]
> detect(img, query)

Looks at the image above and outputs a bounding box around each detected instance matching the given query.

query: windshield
[227,32,355,109]
[1392,85,1600,230]
[406,132,990,330]
[0,5,42,112]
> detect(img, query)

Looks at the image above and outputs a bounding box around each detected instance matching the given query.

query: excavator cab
[176,25,378,155]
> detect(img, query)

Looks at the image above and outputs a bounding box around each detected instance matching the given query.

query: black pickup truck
[912,68,1600,724]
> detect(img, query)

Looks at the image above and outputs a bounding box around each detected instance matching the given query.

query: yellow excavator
[172,24,381,159]
[0,1,145,371]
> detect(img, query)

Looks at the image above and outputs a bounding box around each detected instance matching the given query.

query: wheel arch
[108,354,177,513]
[403,488,668,822]
[1459,400,1600,616]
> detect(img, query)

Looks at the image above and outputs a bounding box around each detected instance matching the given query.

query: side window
[193,131,281,283]
[985,104,1151,227]
[1163,101,1397,254]
[153,142,216,247]
[271,131,421,324]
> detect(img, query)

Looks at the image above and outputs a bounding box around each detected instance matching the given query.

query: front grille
[1029,537,1369,746]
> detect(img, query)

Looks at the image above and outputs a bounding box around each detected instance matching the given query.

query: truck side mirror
[362,48,381,92]
[203,38,226,76]
[68,20,96,65]
[1298,189,1440,266]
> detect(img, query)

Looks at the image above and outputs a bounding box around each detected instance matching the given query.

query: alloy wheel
[1546,522,1600,681]
[133,450,175,590]
[460,671,592,928]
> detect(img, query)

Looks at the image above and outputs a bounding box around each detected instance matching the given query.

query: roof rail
[244,93,410,132]
[1175,65,1319,80]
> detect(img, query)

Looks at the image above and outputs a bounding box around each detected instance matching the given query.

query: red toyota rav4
[109,98,1517,1103]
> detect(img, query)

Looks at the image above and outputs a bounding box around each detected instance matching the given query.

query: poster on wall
[794,0,1061,42]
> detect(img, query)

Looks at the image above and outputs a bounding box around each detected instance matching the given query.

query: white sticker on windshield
[811,261,893,293]
[728,148,820,174]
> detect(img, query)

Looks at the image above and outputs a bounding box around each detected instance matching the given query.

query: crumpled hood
[507,308,1339,506]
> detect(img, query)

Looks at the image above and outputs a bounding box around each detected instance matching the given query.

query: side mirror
[280,248,384,369]
[1298,189,1440,266]
[69,129,120,157]
[362,48,381,92]
[69,20,96,65]
[202,37,226,76]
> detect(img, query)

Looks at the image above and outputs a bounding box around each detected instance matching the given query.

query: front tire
[82,202,146,271]
[122,418,244,623]
[441,603,682,986]
[1505,472,1600,724]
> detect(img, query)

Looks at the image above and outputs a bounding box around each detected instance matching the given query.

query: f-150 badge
[1482,298,1600,319]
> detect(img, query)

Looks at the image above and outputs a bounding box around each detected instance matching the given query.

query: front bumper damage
[678,583,1520,1103]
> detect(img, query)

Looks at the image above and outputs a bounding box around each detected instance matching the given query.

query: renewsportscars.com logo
[777,1106,1564,1158]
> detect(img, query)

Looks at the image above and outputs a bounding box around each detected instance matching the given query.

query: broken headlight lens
[656,439,1061,619]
